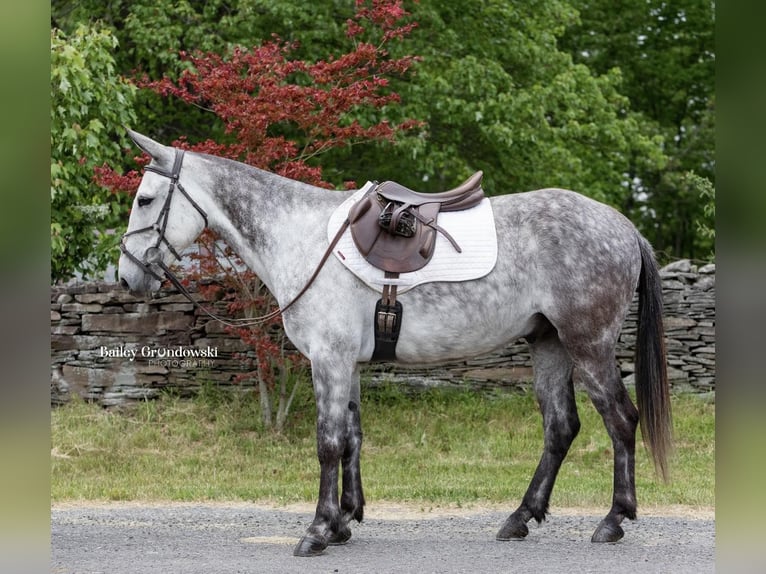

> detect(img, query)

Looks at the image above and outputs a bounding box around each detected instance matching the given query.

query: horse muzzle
[117,246,164,295]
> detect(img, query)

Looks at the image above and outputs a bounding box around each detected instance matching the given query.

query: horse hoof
[496,518,529,541]
[293,535,327,557]
[591,520,624,543]
[328,526,352,546]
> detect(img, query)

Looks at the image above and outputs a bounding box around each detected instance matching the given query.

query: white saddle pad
[327,182,498,294]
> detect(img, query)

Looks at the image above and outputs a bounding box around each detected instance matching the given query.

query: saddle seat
[348,171,485,275]
[374,170,484,211]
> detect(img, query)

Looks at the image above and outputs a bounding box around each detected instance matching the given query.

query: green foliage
[50,25,137,282]
[690,172,715,260]
[51,0,715,262]
[561,0,715,260]
[322,0,667,210]
[51,0,357,144]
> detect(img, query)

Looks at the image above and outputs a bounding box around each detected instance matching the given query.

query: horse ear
[124,128,168,160]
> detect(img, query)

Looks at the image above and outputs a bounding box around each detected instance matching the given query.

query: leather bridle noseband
[120,148,349,327]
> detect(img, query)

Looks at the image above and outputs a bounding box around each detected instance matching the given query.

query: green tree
[52,1,666,205]
[55,1,706,253]
[560,0,715,259]
[50,0,358,144]
[51,25,138,282]
[321,0,666,212]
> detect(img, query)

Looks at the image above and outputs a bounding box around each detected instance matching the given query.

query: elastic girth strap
[372,272,403,362]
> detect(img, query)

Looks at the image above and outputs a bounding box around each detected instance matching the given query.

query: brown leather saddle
[348,171,484,274]
[346,171,485,361]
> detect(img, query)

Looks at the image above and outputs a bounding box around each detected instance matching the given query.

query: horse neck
[199,155,345,303]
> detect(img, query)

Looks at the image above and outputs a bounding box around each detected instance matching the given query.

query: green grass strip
[51,384,714,510]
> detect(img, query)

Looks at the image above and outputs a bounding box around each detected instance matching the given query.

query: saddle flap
[349,192,441,273]
[347,194,381,256]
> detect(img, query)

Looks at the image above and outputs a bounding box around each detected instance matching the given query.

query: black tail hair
[634,236,673,481]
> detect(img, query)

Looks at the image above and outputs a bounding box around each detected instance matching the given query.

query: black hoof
[496,517,529,541]
[591,520,624,543]
[293,535,327,557]
[328,526,352,546]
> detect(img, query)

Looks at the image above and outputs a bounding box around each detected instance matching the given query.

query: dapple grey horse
[118,130,672,557]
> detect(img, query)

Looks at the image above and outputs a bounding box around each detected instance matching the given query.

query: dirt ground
[52,500,715,574]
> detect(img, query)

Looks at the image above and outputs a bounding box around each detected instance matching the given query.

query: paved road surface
[51,502,714,573]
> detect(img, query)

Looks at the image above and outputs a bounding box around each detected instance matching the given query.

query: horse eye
[137,196,154,207]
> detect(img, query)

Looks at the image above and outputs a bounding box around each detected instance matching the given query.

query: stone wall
[51,260,715,407]
[50,281,257,407]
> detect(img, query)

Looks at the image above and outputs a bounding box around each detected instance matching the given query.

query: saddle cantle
[348,171,484,274]
[345,172,485,361]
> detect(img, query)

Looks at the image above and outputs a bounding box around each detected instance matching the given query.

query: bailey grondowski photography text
[99,344,219,369]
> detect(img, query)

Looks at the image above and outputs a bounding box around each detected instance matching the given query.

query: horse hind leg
[497,324,580,540]
[574,348,639,543]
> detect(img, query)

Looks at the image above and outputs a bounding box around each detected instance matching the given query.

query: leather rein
[119,149,349,328]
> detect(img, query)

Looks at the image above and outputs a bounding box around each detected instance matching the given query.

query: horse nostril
[119,278,130,291]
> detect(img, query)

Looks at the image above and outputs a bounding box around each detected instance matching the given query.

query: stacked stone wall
[51,281,255,407]
[51,260,714,407]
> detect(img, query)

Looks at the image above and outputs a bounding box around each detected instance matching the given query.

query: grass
[51,383,714,511]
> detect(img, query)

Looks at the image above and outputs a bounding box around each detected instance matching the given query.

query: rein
[120,148,349,328]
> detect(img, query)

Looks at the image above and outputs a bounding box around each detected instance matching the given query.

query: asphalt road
[51,502,714,574]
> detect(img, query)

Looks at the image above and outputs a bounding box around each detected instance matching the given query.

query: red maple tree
[98,0,420,430]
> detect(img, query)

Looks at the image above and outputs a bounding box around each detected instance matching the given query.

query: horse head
[118,130,209,294]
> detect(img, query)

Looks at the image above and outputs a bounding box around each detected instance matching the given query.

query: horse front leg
[294,358,362,557]
[338,375,365,533]
[326,366,365,546]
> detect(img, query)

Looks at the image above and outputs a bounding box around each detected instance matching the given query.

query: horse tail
[635,235,673,481]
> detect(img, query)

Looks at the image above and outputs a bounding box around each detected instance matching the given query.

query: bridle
[119,148,349,327]
[120,149,207,283]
